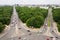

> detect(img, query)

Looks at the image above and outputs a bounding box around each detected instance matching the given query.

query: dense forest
[16,6,48,28]
[0,6,13,33]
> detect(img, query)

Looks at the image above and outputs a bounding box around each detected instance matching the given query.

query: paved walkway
[0,25,10,38]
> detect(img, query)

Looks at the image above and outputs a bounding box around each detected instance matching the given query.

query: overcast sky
[0,0,60,5]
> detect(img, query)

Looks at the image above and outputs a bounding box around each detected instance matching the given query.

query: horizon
[0,0,60,5]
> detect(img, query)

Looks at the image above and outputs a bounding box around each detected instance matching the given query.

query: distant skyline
[0,0,60,5]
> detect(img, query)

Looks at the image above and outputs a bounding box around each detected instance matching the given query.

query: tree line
[52,8,60,32]
[0,6,13,33]
[16,6,48,28]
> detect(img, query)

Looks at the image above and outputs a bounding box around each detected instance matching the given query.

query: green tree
[0,22,5,33]
[26,16,44,28]
[57,24,60,32]
[16,6,48,28]
[52,8,60,32]
[0,6,13,33]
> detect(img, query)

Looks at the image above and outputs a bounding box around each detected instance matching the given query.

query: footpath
[0,25,10,38]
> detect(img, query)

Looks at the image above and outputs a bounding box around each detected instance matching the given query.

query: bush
[26,16,44,28]
[57,24,60,32]
[0,22,5,33]
[52,8,60,22]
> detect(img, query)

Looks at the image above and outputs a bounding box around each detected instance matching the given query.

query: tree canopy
[16,6,48,28]
[0,6,13,33]
[52,8,60,32]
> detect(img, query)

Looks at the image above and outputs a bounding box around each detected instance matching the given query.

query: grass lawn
[48,18,51,27]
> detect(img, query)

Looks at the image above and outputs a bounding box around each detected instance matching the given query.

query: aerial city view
[0,0,60,40]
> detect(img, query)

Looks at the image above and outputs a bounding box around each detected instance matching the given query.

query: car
[56,37,58,38]
[18,37,21,39]
[27,30,30,32]
[18,28,21,29]
[52,31,54,32]
[45,23,47,26]
[44,23,47,27]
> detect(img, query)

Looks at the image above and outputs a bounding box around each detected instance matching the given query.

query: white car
[45,23,47,26]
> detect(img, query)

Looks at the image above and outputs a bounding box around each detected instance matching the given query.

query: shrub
[0,22,5,33]
[26,16,44,28]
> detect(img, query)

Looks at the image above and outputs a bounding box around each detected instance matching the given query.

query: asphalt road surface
[48,6,60,40]
[0,6,49,40]
[0,6,60,40]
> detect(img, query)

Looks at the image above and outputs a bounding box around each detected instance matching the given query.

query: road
[48,6,60,40]
[39,17,48,34]
[0,6,20,40]
[5,34,52,40]
[0,6,52,40]
[1,5,60,40]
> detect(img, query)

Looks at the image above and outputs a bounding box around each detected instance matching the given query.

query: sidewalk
[53,22,60,35]
[0,25,10,38]
[22,23,40,32]
[43,27,54,37]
